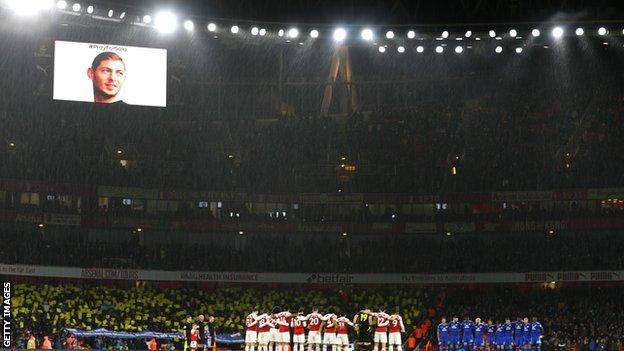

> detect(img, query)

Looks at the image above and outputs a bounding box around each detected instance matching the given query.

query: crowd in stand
[1,228,623,273]
[3,95,624,195]
[6,283,427,349]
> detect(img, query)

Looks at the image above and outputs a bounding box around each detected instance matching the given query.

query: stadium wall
[0,264,622,284]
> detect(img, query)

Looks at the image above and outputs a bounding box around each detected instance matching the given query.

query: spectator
[26,335,36,349]
[41,335,52,349]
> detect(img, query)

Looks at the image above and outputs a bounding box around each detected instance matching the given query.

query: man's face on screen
[88,59,126,102]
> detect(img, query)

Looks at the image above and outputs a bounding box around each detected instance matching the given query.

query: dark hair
[91,52,125,71]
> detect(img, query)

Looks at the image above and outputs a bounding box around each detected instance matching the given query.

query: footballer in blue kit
[486,320,496,349]
[438,317,450,351]
[448,317,461,350]
[530,317,543,351]
[473,318,486,351]
[513,318,525,350]
[495,323,504,350]
[461,317,475,349]
[522,318,531,350]
[503,318,514,351]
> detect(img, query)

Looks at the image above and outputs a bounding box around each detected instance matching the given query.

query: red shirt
[246,313,258,331]
[389,316,404,333]
[307,313,323,332]
[375,312,390,333]
[336,317,352,335]
[258,315,271,333]
[277,312,291,333]
[292,317,306,335]
[323,314,337,333]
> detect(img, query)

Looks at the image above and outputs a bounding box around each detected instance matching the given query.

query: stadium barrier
[1,263,623,284]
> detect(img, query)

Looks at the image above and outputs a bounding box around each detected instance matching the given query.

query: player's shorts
[190,341,198,349]
[323,332,336,345]
[279,331,291,343]
[463,339,474,345]
[308,331,322,344]
[515,338,523,346]
[487,336,494,345]
[258,332,270,345]
[475,338,484,347]
[504,338,513,346]
[439,338,449,346]
[335,334,349,346]
[523,338,531,346]
[389,332,401,345]
[293,334,305,343]
[530,337,541,345]
[269,329,280,343]
[374,332,388,344]
[449,336,460,345]
[245,331,258,343]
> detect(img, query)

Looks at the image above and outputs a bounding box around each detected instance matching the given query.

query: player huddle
[437,317,543,351]
[244,307,405,351]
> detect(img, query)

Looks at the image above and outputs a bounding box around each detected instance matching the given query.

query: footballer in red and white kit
[245,309,260,351]
[322,312,338,351]
[276,311,292,347]
[292,312,307,351]
[306,308,324,351]
[372,309,391,351]
[334,315,354,349]
[257,312,272,351]
[388,312,406,351]
[269,313,280,346]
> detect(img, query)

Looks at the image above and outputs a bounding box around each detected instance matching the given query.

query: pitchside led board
[53,40,167,107]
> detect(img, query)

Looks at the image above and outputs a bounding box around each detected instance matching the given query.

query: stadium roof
[110,0,624,25]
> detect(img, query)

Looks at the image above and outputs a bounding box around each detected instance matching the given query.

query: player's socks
[389,345,393,351]
[397,346,403,351]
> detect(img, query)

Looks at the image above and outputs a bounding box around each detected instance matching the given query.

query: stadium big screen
[53,40,167,107]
